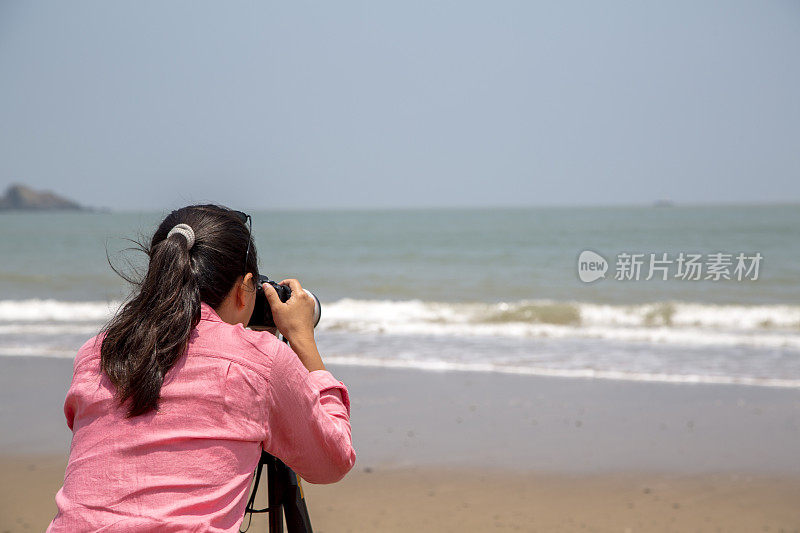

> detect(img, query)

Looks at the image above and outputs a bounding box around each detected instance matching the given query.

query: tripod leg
[266,455,284,533]
[282,470,313,532]
[254,452,314,533]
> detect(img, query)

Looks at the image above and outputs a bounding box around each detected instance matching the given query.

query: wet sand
[2,357,800,531]
[3,455,799,532]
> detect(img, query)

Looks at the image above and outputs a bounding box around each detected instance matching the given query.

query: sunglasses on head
[232,210,256,286]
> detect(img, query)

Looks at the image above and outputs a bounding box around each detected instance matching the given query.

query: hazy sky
[1,1,798,211]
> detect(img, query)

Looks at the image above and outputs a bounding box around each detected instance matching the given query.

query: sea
[1,205,799,388]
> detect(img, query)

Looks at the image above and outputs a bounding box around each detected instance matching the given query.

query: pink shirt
[47,302,356,532]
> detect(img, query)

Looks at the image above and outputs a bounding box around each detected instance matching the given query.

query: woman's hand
[262,279,315,341]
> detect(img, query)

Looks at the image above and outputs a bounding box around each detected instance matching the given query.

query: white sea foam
[578,301,800,330]
[319,298,800,349]
[0,345,77,358]
[324,355,800,389]
[0,324,102,335]
[0,299,120,322]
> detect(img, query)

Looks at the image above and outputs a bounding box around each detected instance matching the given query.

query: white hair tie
[167,223,195,250]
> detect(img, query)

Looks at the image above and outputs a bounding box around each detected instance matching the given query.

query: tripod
[240,452,313,533]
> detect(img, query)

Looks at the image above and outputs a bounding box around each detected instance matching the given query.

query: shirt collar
[200,301,223,322]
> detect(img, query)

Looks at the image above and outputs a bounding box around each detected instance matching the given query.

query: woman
[47,204,356,532]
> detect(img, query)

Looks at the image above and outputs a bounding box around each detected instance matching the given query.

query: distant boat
[652,199,674,207]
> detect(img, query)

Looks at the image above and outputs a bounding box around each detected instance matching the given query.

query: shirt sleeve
[262,340,356,484]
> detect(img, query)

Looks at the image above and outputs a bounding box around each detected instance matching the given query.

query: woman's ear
[236,273,255,310]
[234,274,248,310]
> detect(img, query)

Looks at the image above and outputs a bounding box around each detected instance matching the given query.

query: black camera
[247,275,321,329]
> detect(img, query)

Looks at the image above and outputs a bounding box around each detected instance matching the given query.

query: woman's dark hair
[101,204,259,417]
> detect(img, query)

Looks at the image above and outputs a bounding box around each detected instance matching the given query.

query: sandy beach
[4,455,800,532]
[2,357,799,532]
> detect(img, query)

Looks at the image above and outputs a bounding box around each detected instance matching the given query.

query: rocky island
[0,184,86,211]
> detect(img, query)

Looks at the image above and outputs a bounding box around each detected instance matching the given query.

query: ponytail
[101,205,258,417]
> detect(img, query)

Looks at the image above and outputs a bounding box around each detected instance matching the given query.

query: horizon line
[99,199,800,214]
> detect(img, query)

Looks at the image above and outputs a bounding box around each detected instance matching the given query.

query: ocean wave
[320,298,800,349]
[1,296,798,388]
[1,298,799,350]
[323,298,800,329]
[0,299,121,322]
